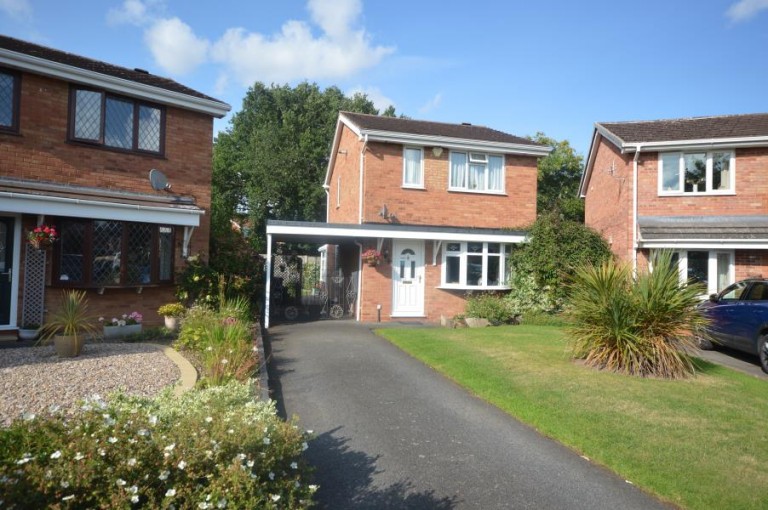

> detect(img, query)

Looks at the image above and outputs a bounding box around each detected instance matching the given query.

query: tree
[530,132,585,222]
[211,82,381,254]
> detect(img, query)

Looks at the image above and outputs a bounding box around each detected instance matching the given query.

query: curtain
[488,155,503,191]
[450,152,467,188]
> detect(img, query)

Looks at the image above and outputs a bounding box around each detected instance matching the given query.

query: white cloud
[419,93,443,114]
[726,0,768,22]
[0,0,32,21]
[107,0,148,26]
[347,86,395,112]
[210,0,394,86]
[144,17,209,75]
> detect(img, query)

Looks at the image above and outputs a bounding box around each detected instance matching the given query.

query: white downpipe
[323,185,330,221]
[354,241,363,321]
[264,234,273,329]
[632,145,642,273]
[358,134,368,224]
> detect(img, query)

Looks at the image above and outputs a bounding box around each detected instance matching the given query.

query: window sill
[436,285,510,291]
[658,191,736,197]
[66,140,166,159]
[401,185,426,190]
[447,189,507,196]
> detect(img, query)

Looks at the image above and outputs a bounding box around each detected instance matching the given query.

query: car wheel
[759,335,768,374]
[284,306,299,321]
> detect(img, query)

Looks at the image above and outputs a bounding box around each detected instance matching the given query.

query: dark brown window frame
[0,68,21,134]
[51,218,175,289]
[67,86,166,156]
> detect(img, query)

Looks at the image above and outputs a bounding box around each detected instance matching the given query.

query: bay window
[659,151,734,194]
[449,151,504,193]
[70,87,164,154]
[55,218,174,287]
[442,241,508,288]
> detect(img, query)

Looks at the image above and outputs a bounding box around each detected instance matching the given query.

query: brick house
[579,113,768,296]
[0,35,229,336]
[265,112,550,326]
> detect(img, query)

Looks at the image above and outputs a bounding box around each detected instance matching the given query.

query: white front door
[392,240,424,316]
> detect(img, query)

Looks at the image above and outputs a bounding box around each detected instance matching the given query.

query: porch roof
[0,177,203,227]
[638,215,768,249]
[266,220,528,244]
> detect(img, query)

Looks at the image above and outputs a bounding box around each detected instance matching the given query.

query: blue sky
[1,0,767,156]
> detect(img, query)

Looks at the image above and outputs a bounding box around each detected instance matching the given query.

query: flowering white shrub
[0,382,314,508]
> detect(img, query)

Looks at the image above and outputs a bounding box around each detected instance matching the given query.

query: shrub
[174,304,219,351]
[465,293,518,324]
[0,382,315,509]
[197,320,257,387]
[567,251,710,379]
[157,303,185,318]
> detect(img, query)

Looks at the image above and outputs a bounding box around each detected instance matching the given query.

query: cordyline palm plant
[567,251,710,379]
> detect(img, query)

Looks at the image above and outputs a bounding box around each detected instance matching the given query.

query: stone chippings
[0,342,180,426]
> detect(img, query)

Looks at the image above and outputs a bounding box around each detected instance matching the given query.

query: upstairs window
[403,147,424,188]
[0,69,20,133]
[659,151,734,195]
[54,218,174,288]
[449,151,504,193]
[70,87,164,154]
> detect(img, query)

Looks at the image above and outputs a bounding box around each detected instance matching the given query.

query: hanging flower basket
[27,224,58,250]
[362,248,382,267]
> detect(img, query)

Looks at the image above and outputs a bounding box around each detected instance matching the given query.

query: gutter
[0,191,204,216]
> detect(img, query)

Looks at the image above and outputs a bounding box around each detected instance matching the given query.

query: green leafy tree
[530,132,585,222]
[212,82,382,254]
[507,212,612,310]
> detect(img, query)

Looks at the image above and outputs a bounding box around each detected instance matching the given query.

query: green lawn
[377,325,768,510]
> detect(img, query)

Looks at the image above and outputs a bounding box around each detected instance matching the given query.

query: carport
[265,220,526,328]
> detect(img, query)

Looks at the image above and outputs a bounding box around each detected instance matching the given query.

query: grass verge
[377,325,767,510]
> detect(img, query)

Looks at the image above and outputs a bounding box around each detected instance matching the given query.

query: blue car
[700,279,768,373]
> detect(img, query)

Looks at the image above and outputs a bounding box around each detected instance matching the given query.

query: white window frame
[402,146,425,188]
[660,249,735,296]
[440,241,509,289]
[448,151,506,194]
[657,150,735,196]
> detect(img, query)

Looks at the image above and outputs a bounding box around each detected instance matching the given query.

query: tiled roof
[342,111,545,147]
[599,113,768,144]
[638,216,768,241]
[0,34,226,105]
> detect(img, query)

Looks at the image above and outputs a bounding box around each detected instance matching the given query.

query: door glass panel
[0,222,5,272]
[400,260,405,279]
[716,253,730,292]
[687,251,708,286]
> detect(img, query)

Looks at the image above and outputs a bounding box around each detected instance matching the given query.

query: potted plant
[362,248,382,267]
[157,302,185,331]
[27,224,58,250]
[40,290,98,357]
[17,322,40,341]
[101,311,143,340]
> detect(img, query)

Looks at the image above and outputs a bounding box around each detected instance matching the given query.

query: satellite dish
[149,169,172,191]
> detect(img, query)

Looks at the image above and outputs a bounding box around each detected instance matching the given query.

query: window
[70,87,164,154]
[0,69,20,132]
[449,151,504,193]
[403,147,424,187]
[659,151,733,194]
[54,218,174,287]
[442,241,508,288]
[661,249,733,296]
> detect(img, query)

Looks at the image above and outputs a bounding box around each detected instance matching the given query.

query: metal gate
[270,253,357,323]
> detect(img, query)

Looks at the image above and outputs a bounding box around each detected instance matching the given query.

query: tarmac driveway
[266,321,672,509]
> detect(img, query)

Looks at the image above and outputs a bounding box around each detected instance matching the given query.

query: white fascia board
[579,129,601,197]
[266,224,526,243]
[360,130,552,157]
[0,192,202,226]
[594,124,627,152]
[324,118,346,187]
[622,137,768,152]
[640,239,768,249]
[0,49,230,118]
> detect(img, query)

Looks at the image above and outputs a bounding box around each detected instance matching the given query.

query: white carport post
[265,233,272,329]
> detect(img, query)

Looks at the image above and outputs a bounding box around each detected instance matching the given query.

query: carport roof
[266,220,528,244]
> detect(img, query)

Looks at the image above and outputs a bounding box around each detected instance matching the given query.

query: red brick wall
[636,147,768,216]
[584,136,634,262]
[736,250,768,280]
[360,142,537,228]
[2,71,215,326]
[327,125,362,224]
